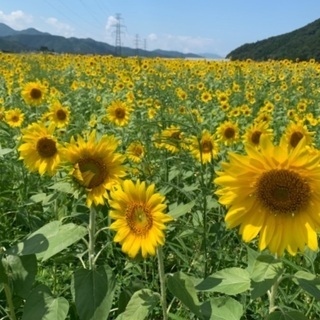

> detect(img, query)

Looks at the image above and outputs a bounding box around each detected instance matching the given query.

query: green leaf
[250,254,283,282]
[0,256,8,283]
[200,297,243,320]
[195,267,250,295]
[71,265,116,320]
[167,272,202,318]
[251,278,277,300]
[265,310,308,320]
[116,289,159,320]
[6,255,37,299]
[293,270,320,300]
[22,284,69,320]
[0,148,13,156]
[168,200,196,219]
[7,221,87,261]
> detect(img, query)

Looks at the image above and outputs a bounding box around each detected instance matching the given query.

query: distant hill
[227,18,320,61]
[0,23,203,58]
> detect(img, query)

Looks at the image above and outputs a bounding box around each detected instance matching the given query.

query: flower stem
[267,274,282,314]
[3,283,16,320]
[88,205,97,270]
[157,246,168,320]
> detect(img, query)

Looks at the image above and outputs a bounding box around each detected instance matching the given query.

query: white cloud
[146,33,216,54]
[105,16,118,31]
[45,17,74,37]
[0,10,33,29]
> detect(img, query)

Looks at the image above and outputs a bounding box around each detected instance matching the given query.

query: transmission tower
[134,34,140,56]
[113,13,126,56]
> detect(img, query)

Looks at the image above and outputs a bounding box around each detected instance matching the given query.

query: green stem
[267,274,282,314]
[157,246,168,320]
[88,205,97,270]
[3,283,16,320]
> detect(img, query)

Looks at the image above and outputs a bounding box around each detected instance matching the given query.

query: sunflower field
[1,53,320,320]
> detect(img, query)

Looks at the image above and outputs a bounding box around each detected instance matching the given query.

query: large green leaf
[116,289,159,320]
[195,267,250,295]
[265,310,308,320]
[22,284,69,320]
[293,271,320,300]
[71,265,116,320]
[250,254,283,282]
[5,254,37,299]
[168,201,196,219]
[7,221,87,261]
[201,297,243,320]
[167,272,202,318]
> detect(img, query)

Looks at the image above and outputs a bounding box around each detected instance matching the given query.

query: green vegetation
[227,18,320,61]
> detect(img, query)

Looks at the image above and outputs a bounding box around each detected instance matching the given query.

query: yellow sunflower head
[214,135,320,256]
[18,122,61,176]
[189,129,218,164]
[21,81,47,106]
[5,108,24,128]
[109,179,173,258]
[281,121,314,150]
[106,100,132,126]
[63,130,126,207]
[158,125,188,154]
[126,141,145,163]
[215,120,240,146]
[48,100,70,128]
[243,121,273,148]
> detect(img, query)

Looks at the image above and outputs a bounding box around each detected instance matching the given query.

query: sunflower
[18,122,61,175]
[109,179,173,258]
[282,121,314,150]
[215,120,240,146]
[106,100,132,126]
[189,130,218,164]
[158,125,188,154]
[48,100,70,128]
[21,81,47,106]
[5,108,24,128]
[63,130,126,207]
[243,121,273,148]
[126,141,145,163]
[214,135,320,256]
[200,91,212,103]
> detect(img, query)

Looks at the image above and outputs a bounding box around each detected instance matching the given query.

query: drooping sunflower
[215,120,240,146]
[282,121,314,150]
[5,108,24,128]
[126,141,145,163]
[18,122,61,175]
[243,121,273,148]
[159,125,189,154]
[63,130,126,207]
[48,100,70,128]
[109,179,173,258]
[21,81,47,106]
[106,100,133,126]
[214,135,320,256]
[189,130,218,164]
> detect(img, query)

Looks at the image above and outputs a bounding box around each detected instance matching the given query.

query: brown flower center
[11,116,19,123]
[56,109,67,121]
[37,137,57,158]
[224,127,235,139]
[126,203,153,235]
[115,107,125,119]
[290,131,304,148]
[202,140,213,153]
[251,131,262,145]
[256,169,311,215]
[30,88,42,100]
[170,131,181,140]
[78,158,107,188]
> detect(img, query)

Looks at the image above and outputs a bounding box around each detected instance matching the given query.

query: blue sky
[0,0,320,57]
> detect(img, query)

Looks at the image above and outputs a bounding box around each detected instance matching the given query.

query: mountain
[0,23,202,58]
[199,52,224,59]
[227,18,320,61]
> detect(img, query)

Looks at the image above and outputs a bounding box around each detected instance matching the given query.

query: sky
[0,0,320,57]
